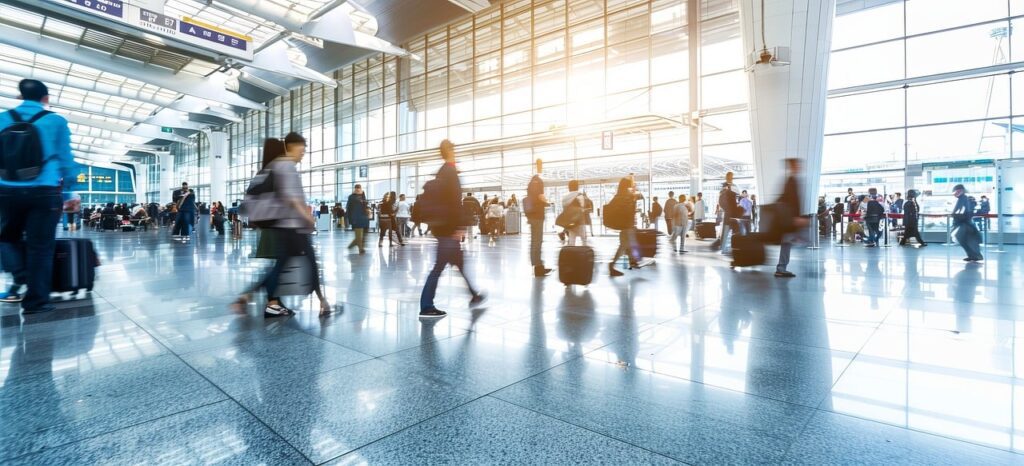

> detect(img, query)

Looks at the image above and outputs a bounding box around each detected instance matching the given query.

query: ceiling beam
[0,60,175,109]
[215,0,407,57]
[0,24,266,110]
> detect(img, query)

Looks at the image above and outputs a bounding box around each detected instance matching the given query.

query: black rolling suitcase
[696,222,717,239]
[52,238,98,293]
[636,229,659,258]
[558,246,594,286]
[730,234,766,267]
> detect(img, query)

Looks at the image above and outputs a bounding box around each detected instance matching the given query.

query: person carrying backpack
[418,140,487,318]
[605,177,654,276]
[0,79,78,314]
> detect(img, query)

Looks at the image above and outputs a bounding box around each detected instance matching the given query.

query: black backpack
[0,110,52,181]
[416,178,447,225]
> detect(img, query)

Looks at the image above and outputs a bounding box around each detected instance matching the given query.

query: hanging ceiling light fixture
[748,0,790,70]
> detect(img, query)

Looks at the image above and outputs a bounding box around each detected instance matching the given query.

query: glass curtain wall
[201,0,753,213]
[824,0,1024,223]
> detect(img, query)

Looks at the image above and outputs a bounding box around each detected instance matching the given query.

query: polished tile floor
[2,224,1024,464]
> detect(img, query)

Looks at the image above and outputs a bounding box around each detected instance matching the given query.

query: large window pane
[475,78,502,120]
[504,70,532,114]
[701,70,746,109]
[908,119,1011,162]
[906,0,1007,36]
[650,81,688,115]
[833,2,904,50]
[536,31,566,64]
[570,0,604,24]
[608,5,650,44]
[652,29,688,84]
[569,49,605,101]
[450,33,473,63]
[826,88,904,134]
[475,20,502,55]
[534,61,567,107]
[503,10,532,45]
[907,23,1007,78]
[651,0,687,34]
[829,40,905,89]
[450,85,474,124]
[823,129,904,172]
[535,0,567,36]
[701,12,742,74]
[607,39,649,93]
[570,20,605,55]
[907,75,1010,126]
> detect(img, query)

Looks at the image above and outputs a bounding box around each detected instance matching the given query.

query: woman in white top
[669,194,693,253]
[560,179,587,246]
[396,194,412,238]
[484,198,504,244]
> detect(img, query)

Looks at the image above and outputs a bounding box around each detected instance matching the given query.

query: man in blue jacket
[419,140,486,318]
[0,79,77,314]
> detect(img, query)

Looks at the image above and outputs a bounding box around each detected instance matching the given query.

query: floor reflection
[0,230,1022,463]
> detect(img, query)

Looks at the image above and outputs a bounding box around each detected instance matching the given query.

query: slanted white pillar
[208,130,229,205]
[740,0,834,213]
[135,163,149,203]
[159,152,173,205]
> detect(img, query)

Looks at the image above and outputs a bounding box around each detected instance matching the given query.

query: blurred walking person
[419,140,487,318]
[606,177,654,277]
[235,134,332,316]
[899,190,926,247]
[669,194,692,253]
[346,184,369,253]
[952,184,983,262]
[484,198,504,245]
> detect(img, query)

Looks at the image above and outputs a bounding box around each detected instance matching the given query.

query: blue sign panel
[179,20,248,51]
[64,0,123,18]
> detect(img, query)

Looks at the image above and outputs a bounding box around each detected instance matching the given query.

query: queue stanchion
[837,214,848,247]
[881,211,892,248]
[998,214,1006,252]
[808,214,820,250]
[943,215,954,246]
[988,214,1005,253]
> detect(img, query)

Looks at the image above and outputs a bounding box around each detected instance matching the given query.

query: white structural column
[208,130,229,205]
[135,163,149,203]
[159,152,174,205]
[740,0,834,212]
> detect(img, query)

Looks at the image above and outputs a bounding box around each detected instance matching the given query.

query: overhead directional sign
[56,0,253,61]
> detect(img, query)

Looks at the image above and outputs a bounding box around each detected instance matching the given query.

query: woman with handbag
[233,134,331,317]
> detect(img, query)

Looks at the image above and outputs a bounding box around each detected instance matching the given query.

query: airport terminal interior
[3,0,1024,464]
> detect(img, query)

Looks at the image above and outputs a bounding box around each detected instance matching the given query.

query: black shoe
[419,308,447,318]
[774,271,796,278]
[264,303,294,317]
[534,267,551,277]
[919,243,927,247]
[470,292,488,307]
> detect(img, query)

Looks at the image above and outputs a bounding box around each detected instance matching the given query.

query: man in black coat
[419,140,487,318]
[775,158,809,278]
